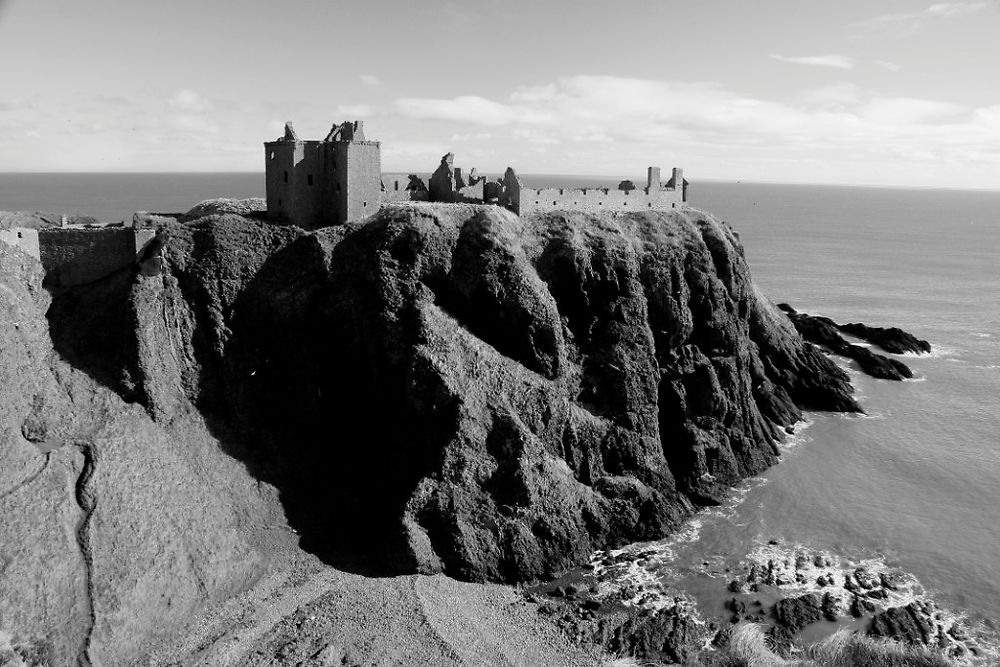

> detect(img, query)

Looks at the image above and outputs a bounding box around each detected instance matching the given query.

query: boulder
[869,602,936,645]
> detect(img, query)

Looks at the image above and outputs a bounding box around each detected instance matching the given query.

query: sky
[0,0,998,188]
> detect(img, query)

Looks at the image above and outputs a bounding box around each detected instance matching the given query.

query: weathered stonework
[264,121,381,229]
[264,120,688,227]
[38,227,155,287]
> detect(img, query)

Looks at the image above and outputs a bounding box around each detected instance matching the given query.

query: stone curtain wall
[38,228,155,287]
[0,228,40,260]
[516,185,684,215]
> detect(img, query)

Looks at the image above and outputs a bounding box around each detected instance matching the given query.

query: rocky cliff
[1,203,859,664]
[49,204,855,577]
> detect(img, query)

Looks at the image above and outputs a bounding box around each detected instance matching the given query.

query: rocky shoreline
[527,538,996,665]
[777,304,931,381]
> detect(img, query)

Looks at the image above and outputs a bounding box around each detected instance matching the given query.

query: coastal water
[672,183,1000,636]
[3,174,999,632]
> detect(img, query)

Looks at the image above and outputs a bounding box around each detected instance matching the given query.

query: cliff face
[67,204,854,582]
[2,204,858,663]
[0,243,279,666]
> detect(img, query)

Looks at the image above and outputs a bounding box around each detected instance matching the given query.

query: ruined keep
[264,121,381,229]
[264,121,687,227]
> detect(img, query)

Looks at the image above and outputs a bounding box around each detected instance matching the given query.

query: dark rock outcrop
[63,205,856,584]
[774,593,824,632]
[838,322,931,355]
[594,607,706,664]
[869,602,936,645]
[776,304,914,380]
[770,592,825,648]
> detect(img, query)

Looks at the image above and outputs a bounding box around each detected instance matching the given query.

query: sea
[3,173,999,638]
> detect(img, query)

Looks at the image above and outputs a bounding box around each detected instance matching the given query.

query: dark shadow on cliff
[45,267,147,404]
[191,231,442,576]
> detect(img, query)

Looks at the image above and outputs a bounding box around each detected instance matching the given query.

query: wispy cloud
[359,74,381,87]
[859,1,989,32]
[168,90,212,113]
[333,104,375,118]
[395,95,555,126]
[382,75,1000,182]
[874,60,902,72]
[769,54,855,69]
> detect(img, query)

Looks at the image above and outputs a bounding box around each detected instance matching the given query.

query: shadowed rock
[776,304,916,381]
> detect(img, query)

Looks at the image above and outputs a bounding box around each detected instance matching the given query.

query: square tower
[264,120,382,229]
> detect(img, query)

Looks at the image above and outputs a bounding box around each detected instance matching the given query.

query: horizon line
[0,171,997,194]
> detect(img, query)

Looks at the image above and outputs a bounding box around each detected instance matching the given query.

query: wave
[900,344,960,359]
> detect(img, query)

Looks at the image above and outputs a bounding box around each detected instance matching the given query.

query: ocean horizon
[2,172,999,224]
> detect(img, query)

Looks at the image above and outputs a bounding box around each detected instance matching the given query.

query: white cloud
[802,83,863,108]
[861,98,965,124]
[769,54,855,69]
[168,114,219,134]
[860,2,989,31]
[168,90,212,113]
[360,74,381,87]
[395,96,555,126]
[450,132,493,141]
[874,60,902,72]
[333,104,374,118]
[380,75,1000,185]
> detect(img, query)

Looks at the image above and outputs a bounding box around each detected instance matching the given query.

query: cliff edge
[2,203,859,664]
[50,204,855,581]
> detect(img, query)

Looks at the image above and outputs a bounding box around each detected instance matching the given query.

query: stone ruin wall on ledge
[0,228,41,260]
[515,185,684,215]
[37,227,156,287]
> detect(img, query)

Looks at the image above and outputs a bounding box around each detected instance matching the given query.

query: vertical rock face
[76,205,855,584]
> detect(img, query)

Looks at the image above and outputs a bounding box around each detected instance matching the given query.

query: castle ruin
[266,120,688,228]
[265,121,382,229]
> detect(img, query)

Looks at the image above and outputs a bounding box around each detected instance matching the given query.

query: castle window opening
[269,151,275,160]
[363,201,367,207]
[17,232,22,239]
[553,201,557,205]
[307,174,314,186]
[284,171,288,183]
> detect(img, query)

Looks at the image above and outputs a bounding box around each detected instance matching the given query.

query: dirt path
[152,554,606,667]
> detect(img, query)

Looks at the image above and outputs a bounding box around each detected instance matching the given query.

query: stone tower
[264,120,382,228]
